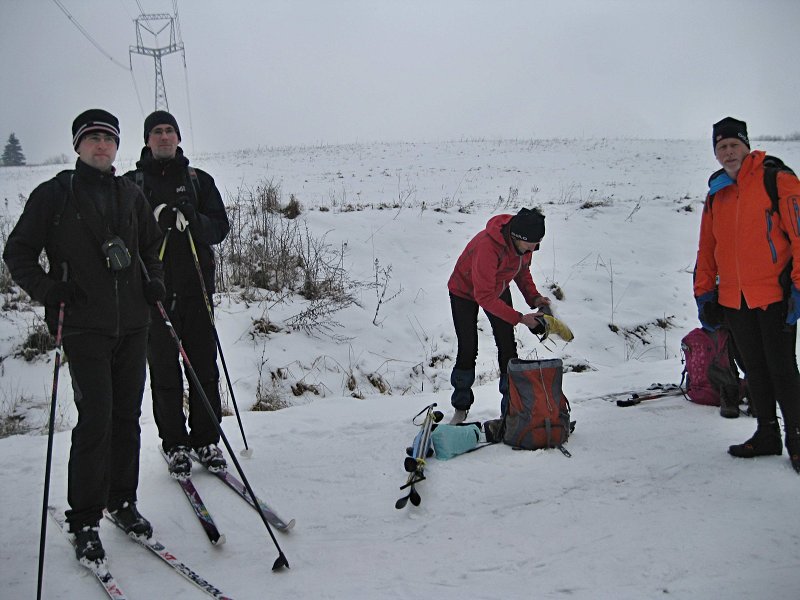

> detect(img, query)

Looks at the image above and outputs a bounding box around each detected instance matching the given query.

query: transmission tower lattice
[129,13,185,112]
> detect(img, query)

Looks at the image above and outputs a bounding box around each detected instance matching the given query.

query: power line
[50,0,130,71]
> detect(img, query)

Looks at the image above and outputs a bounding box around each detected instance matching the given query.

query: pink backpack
[680,328,741,406]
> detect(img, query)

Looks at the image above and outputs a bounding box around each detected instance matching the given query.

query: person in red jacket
[447,207,551,424]
[694,116,800,473]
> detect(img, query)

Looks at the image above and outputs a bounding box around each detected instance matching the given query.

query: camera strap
[67,173,115,247]
[67,174,132,272]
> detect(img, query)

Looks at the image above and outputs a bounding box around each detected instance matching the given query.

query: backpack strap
[52,170,74,227]
[187,166,201,204]
[763,155,795,214]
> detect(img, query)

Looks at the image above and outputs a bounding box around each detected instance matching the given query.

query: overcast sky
[2,0,799,163]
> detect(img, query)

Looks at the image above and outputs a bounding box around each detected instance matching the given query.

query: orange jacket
[694,151,800,309]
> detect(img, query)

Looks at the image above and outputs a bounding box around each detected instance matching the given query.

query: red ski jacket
[448,214,541,325]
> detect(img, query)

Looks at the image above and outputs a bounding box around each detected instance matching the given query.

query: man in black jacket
[3,109,165,569]
[126,111,230,480]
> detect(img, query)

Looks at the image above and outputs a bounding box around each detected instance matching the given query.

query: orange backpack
[503,358,573,452]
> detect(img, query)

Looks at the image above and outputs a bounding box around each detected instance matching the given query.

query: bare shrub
[15,321,54,362]
[291,381,320,396]
[0,386,33,438]
[219,179,359,313]
[252,346,290,411]
[367,373,390,394]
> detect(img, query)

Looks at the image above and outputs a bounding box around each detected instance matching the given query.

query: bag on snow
[503,358,572,450]
[431,423,481,460]
[680,328,742,406]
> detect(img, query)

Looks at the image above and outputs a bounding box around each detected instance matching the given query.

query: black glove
[157,205,177,231]
[143,279,166,305]
[528,317,546,335]
[701,297,724,329]
[44,281,84,306]
[177,199,197,226]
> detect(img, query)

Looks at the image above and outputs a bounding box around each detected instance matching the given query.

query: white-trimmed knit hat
[71,109,120,151]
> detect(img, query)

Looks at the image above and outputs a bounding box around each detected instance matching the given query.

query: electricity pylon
[129,13,185,111]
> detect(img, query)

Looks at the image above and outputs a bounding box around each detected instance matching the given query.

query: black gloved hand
[528,316,546,335]
[157,205,177,231]
[45,281,83,306]
[701,297,724,329]
[177,198,197,226]
[143,279,166,305]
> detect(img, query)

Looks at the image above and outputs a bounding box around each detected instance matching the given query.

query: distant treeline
[753,132,800,142]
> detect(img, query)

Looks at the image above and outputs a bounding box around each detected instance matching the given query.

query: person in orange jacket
[447,207,551,424]
[694,116,800,473]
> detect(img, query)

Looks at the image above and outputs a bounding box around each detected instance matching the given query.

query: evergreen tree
[2,133,26,166]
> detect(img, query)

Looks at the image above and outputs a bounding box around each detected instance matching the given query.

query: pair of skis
[605,383,685,407]
[49,507,233,599]
[396,403,443,509]
[160,448,295,547]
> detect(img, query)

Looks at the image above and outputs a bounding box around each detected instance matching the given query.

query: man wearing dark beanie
[446,207,556,424]
[3,109,165,568]
[126,111,230,480]
[695,116,800,473]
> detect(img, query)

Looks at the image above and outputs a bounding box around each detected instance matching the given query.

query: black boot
[728,420,782,458]
[109,502,152,538]
[73,525,106,569]
[719,384,740,419]
[785,424,800,473]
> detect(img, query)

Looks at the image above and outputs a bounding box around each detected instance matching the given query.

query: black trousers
[450,289,518,374]
[63,328,147,530]
[148,294,222,451]
[723,299,800,429]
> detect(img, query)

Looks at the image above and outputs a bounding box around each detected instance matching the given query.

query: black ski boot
[109,501,152,538]
[196,444,227,473]
[166,445,192,480]
[785,424,800,474]
[728,420,782,458]
[73,524,106,569]
[719,384,740,419]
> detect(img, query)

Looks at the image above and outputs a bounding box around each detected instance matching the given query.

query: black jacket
[125,147,229,296]
[3,159,164,336]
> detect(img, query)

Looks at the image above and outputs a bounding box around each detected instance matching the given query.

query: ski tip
[213,533,227,546]
[272,553,290,571]
[282,519,296,531]
[395,496,409,509]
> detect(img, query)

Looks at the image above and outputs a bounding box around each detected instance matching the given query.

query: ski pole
[185,228,251,457]
[37,263,69,600]
[139,258,289,570]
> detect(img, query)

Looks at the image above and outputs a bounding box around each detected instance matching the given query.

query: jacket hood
[485,214,514,247]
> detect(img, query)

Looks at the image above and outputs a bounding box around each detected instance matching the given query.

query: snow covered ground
[2,138,800,599]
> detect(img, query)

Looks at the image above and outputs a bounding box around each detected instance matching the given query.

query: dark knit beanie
[71,109,120,151]
[509,207,545,243]
[144,110,181,143]
[712,116,749,150]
